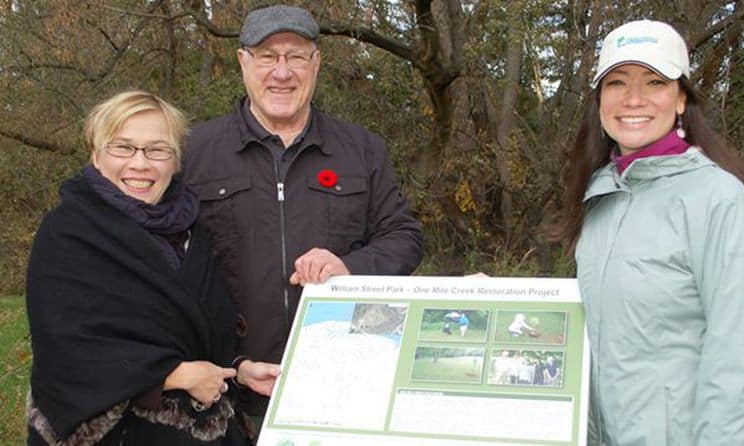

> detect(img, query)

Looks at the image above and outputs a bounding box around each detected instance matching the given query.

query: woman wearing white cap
[557,20,744,444]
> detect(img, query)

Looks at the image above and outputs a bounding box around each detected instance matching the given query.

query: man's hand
[289,248,350,286]
[236,360,281,396]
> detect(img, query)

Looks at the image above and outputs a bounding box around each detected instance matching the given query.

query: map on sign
[274,302,406,429]
[258,276,589,446]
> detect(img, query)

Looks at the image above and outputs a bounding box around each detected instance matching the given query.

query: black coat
[26,174,242,445]
[185,100,423,414]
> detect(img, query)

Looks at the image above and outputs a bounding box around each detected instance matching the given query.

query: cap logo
[617,36,659,48]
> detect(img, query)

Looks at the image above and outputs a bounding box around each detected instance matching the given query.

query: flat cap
[240,5,319,47]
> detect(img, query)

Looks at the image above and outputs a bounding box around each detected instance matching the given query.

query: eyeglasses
[104,142,176,161]
[245,48,318,69]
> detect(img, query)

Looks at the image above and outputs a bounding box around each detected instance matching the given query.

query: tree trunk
[493,0,524,244]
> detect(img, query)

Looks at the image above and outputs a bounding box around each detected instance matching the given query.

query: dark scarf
[82,164,199,268]
[26,173,237,441]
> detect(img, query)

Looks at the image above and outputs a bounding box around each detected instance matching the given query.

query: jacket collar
[233,97,329,155]
[612,131,690,175]
[583,147,714,202]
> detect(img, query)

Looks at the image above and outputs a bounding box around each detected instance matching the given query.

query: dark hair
[554,77,744,251]
[678,78,744,180]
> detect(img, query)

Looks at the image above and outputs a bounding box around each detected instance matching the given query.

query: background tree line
[1,0,742,295]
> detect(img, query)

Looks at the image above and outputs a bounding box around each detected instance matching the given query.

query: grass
[419,325,487,342]
[0,295,30,445]
[411,351,485,383]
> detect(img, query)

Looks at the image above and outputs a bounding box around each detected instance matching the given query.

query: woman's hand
[164,361,236,405]
[236,360,281,396]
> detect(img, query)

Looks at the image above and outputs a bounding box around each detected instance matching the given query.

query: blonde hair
[84,90,188,169]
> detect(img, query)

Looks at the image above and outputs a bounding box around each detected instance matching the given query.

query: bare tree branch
[697,2,743,96]
[8,63,83,72]
[6,63,102,82]
[320,22,415,62]
[160,0,177,92]
[187,7,239,38]
[11,1,170,83]
[0,129,70,153]
[442,0,464,67]
[96,24,121,51]
[184,7,417,62]
[87,0,166,82]
[93,3,188,21]
[690,5,744,50]
[415,0,439,64]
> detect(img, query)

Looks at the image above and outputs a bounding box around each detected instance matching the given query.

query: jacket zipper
[273,159,291,334]
[273,141,316,335]
[595,182,632,445]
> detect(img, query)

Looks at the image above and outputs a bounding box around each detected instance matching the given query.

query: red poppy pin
[317,169,338,188]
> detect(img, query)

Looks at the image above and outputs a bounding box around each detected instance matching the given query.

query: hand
[164,361,236,406]
[236,360,281,397]
[289,248,350,286]
[465,272,489,278]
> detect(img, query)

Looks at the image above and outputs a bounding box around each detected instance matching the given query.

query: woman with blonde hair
[26,91,279,445]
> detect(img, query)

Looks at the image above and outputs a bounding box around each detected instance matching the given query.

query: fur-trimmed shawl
[132,397,235,442]
[27,393,128,446]
[26,174,240,444]
[27,393,236,445]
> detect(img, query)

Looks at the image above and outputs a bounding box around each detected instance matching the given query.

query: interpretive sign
[258,275,589,446]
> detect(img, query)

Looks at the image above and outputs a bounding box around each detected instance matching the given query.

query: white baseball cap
[591,20,690,88]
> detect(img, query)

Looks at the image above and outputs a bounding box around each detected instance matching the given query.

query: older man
[184,3,423,432]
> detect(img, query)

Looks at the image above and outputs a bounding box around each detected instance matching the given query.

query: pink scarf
[611,130,691,175]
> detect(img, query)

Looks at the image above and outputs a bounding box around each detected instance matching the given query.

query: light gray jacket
[576,148,744,445]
